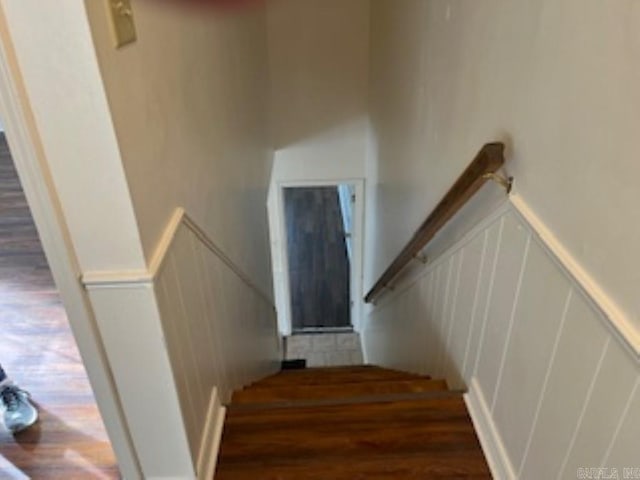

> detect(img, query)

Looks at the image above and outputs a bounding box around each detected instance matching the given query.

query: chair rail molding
[366,193,639,362]
[508,194,639,359]
[363,187,639,479]
[365,142,507,304]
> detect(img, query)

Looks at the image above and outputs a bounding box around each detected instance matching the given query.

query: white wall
[266,0,370,333]
[363,201,639,478]
[1,0,146,274]
[365,0,640,333]
[266,0,370,186]
[266,0,369,187]
[85,0,275,295]
[270,118,368,184]
[267,0,369,152]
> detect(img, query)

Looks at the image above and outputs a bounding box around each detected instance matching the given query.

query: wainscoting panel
[557,338,638,478]
[492,239,572,469]
[363,200,639,479]
[154,211,281,476]
[518,292,611,479]
[603,383,639,470]
[463,221,501,382]
[475,212,531,410]
[444,230,485,390]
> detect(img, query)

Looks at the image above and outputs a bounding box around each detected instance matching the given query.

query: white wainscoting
[363,199,639,479]
[154,210,281,477]
[83,208,281,479]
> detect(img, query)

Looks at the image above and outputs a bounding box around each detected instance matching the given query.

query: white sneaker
[0,383,38,433]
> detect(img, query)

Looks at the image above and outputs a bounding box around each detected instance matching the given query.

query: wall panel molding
[366,195,639,361]
[81,208,275,305]
[509,194,639,358]
[82,207,281,478]
[363,194,639,478]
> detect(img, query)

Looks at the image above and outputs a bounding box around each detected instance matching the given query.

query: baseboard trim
[464,378,516,480]
[197,388,226,480]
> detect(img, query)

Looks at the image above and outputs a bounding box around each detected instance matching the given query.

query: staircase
[215,365,491,479]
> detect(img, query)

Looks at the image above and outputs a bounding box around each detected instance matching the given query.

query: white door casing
[270,179,365,335]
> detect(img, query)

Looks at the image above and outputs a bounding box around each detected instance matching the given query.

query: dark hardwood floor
[0,134,119,479]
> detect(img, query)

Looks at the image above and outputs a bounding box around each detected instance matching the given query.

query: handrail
[364,142,507,304]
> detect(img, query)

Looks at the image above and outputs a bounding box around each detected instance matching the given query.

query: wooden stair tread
[252,365,429,387]
[215,451,491,479]
[226,392,466,423]
[229,389,460,412]
[216,365,490,479]
[218,395,489,478]
[232,378,448,404]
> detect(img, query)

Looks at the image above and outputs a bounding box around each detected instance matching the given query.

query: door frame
[0,14,142,479]
[275,179,365,336]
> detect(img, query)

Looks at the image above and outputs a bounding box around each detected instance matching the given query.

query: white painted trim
[80,207,276,310]
[149,207,186,276]
[275,184,293,336]
[181,212,275,308]
[197,388,226,480]
[81,208,185,287]
[509,194,640,359]
[82,269,153,287]
[278,178,366,188]
[464,378,516,480]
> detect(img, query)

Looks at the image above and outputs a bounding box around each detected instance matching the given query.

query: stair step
[217,394,490,479]
[216,364,490,478]
[232,378,448,405]
[228,389,461,413]
[215,451,490,479]
[252,365,429,388]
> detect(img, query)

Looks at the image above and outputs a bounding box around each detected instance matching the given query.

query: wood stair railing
[364,142,508,304]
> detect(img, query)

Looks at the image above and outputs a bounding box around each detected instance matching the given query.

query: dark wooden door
[284,187,350,330]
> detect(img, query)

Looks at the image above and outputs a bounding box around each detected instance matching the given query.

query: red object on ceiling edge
[153,0,266,9]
